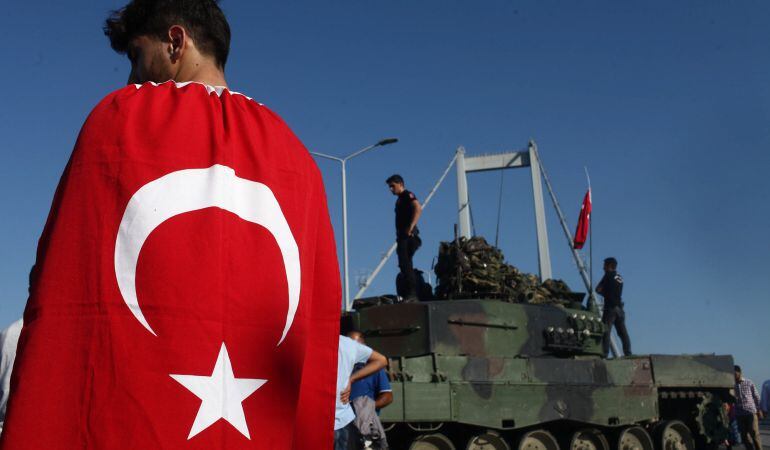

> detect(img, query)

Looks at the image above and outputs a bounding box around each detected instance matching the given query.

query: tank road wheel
[568,429,609,450]
[653,420,694,450]
[467,431,511,450]
[616,426,653,450]
[410,433,456,450]
[516,429,560,450]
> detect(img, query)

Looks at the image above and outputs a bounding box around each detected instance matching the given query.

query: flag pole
[585,167,592,294]
[584,166,597,313]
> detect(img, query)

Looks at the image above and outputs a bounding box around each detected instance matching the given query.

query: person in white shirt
[335,335,387,450]
[0,318,23,434]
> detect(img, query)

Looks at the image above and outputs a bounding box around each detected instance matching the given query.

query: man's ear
[168,25,187,62]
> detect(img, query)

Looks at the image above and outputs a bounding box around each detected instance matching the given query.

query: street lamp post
[311,138,398,311]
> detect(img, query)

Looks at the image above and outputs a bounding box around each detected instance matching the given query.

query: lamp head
[377,138,399,146]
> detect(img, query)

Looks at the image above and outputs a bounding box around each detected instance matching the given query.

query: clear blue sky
[1,1,768,383]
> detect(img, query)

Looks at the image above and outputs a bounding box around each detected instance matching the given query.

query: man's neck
[174,60,228,88]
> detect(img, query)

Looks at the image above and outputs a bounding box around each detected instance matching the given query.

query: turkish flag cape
[0,82,341,449]
[573,188,591,250]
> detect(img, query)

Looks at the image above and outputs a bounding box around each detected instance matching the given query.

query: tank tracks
[384,388,731,450]
[658,388,731,448]
[385,420,694,450]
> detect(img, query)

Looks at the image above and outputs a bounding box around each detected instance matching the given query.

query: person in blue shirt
[336,335,387,450]
[347,331,393,449]
[347,331,393,411]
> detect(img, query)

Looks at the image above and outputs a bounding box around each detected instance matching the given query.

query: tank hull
[347,300,734,449]
[380,353,732,429]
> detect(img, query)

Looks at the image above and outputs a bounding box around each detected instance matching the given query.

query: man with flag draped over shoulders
[0,1,341,449]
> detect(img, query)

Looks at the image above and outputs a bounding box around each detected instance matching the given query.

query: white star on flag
[171,343,266,440]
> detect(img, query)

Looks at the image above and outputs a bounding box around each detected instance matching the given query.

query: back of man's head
[104,0,231,69]
[604,257,618,269]
[347,330,364,344]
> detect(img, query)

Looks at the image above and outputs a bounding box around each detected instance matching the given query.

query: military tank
[343,144,734,449]
[344,295,733,450]
[344,238,733,450]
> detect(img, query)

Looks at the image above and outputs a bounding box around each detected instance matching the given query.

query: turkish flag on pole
[573,188,592,250]
[0,82,341,449]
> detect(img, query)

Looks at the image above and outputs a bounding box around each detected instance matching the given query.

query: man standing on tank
[387,175,422,302]
[596,257,632,357]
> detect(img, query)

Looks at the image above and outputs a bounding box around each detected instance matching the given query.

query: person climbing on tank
[596,257,632,357]
[386,174,422,302]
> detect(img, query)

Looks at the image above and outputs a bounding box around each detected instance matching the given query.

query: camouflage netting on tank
[434,236,573,304]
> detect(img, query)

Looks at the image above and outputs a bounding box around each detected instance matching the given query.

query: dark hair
[386,174,404,185]
[604,257,618,268]
[734,365,742,373]
[104,0,231,68]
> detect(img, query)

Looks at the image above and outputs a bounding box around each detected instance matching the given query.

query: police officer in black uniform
[386,174,422,301]
[596,257,632,357]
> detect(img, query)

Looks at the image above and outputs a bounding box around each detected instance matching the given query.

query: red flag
[0,82,341,449]
[573,188,592,249]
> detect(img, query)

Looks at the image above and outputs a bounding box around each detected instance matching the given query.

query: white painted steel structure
[455,142,552,281]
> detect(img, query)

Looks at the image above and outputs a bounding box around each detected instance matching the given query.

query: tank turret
[348,300,604,360]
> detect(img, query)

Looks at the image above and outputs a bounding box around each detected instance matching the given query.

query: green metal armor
[344,300,733,450]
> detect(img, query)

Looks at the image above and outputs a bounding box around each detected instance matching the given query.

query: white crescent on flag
[114,164,301,345]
